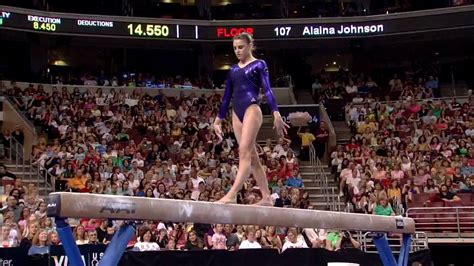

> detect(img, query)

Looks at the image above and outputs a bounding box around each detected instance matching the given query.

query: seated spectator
[2,196,22,223]
[184,230,205,251]
[1,224,19,247]
[68,170,88,191]
[239,227,261,249]
[20,221,39,249]
[402,179,420,204]
[103,225,116,245]
[303,228,326,249]
[86,230,100,245]
[50,231,61,245]
[211,224,226,250]
[325,230,360,251]
[74,225,88,245]
[423,178,439,193]
[156,228,169,249]
[169,223,187,250]
[0,164,16,181]
[282,228,308,252]
[439,184,461,202]
[274,189,291,208]
[28,229,50,256]
[373,195,395,216]
[223,224,240,251]
[133,226,160,251]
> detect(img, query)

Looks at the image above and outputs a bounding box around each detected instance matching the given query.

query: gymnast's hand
[213,117,224,143]
[273,111,290,137]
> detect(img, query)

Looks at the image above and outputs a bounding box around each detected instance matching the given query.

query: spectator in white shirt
[345,80,358,95]
[282,228,308,252]
[239,227,262,249]
[190,170,205,201]
[133,227,160,251]
[339,162,359,196]
[131,153,145,168]
[58,119,69,136]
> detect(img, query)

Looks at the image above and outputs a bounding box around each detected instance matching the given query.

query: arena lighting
[47,192,414,266]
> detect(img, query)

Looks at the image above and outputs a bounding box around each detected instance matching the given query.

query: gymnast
[213,32,289,205]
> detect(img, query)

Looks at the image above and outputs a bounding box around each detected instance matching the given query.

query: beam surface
[47,192,415,233]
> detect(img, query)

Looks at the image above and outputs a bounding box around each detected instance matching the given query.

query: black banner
[0,246,433,266]
[49,244,107,266]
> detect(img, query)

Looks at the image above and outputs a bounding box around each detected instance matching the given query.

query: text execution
[27,15,61,24]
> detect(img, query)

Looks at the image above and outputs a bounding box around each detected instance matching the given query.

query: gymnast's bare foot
[253,196,273,206]
[217,195,237,204]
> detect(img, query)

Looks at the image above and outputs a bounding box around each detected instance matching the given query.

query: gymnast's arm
[257,60,279,115]
[217,72,233,121]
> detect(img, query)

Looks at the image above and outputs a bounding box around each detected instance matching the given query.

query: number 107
[274,26,292,37]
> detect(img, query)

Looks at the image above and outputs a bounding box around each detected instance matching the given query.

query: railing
[1,96,38,160]
[33,163,54,197]
[362,231,429,254]
[328,187,342,211]
[5,96,37,133]
[319,104,337,162]
[6,137,28,178]
[406,206,474,240]
[4,136,52,197]
[309,142,339,210]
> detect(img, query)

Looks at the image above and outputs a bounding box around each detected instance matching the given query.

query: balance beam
[47,192,415,233]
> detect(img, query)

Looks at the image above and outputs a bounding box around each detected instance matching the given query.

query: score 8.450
[33,21,57,32]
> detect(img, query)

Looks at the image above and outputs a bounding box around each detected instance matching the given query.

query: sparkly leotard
[218,59,279,122]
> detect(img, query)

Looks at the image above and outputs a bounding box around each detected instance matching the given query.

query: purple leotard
[218,59,279,122]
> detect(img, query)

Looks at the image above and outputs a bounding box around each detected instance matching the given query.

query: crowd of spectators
[48,71,212,90]
[334,96,474,216]
[312,70,440,106]
[0,82,330,257]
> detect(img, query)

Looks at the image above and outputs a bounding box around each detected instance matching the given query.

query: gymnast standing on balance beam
[213,32,289,206]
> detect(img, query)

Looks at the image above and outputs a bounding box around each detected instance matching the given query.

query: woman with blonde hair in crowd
[20,221,39,249]
[28,229,50,256]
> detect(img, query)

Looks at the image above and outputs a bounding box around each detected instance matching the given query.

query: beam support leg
[99,222,136,266]
[55,218,84,266]
[373,233,397,266]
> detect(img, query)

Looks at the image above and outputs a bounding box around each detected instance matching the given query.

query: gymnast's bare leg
[217,105,272,205]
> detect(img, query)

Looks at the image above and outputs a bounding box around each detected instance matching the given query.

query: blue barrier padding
[99,223,136,266]
[397,234,412,266]
[56,218,85,266]
[373,233,397,266]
